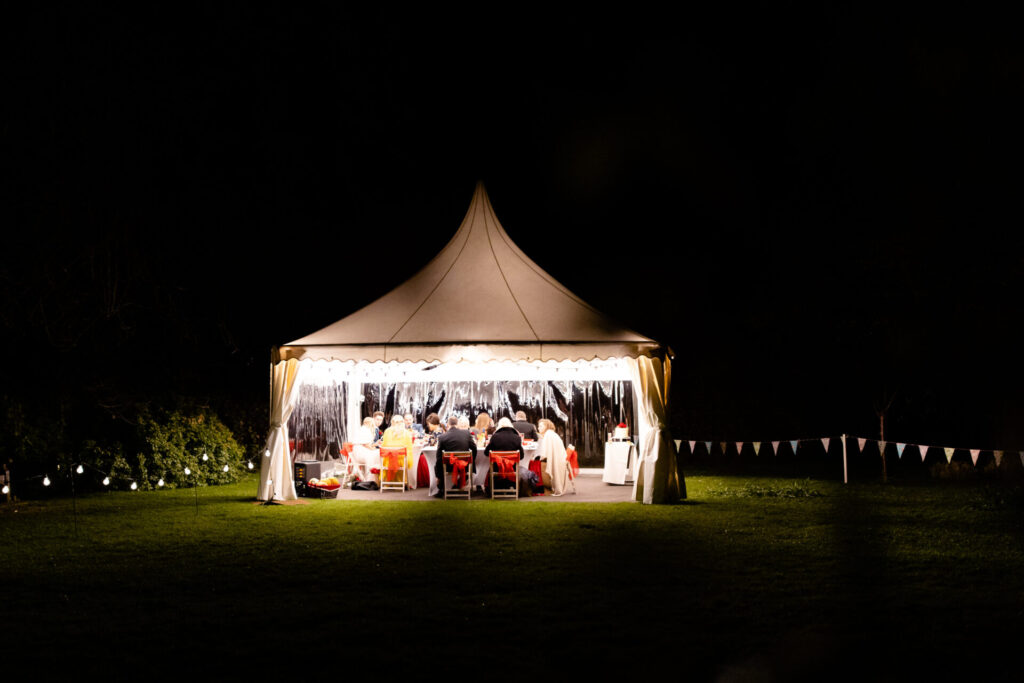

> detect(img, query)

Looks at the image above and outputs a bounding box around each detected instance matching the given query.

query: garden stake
[842,434,848,484]
[70,463,78,537]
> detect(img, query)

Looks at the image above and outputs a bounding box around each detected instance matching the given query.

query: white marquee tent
[259,183,683,504]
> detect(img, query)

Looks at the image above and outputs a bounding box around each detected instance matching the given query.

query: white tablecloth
[602,441,636,485]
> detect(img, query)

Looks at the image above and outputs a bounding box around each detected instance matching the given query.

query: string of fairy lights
[0,450,259,499]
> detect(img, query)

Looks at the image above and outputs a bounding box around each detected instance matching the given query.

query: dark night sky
[4,6,1023,449]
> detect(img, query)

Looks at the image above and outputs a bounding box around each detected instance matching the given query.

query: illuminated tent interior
[259,183,683,504]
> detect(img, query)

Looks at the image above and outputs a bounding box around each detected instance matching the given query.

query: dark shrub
[74,408,245,490]
[133,408,245,489]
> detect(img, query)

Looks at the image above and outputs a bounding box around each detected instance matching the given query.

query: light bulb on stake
[43,476,51,487]
[102,477,110,486]
[184,467,191,476]
[76,465,84,474]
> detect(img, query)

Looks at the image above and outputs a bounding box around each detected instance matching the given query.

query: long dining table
[352,441,537,496]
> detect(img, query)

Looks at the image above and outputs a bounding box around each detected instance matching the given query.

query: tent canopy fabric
[278,183,658,364]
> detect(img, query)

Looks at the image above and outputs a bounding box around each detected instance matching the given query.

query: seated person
[485,417,527,494]
[423,413,443,445]
[372,411,386,443]
[537,418,568,496]
[404,412,425,438]
[435,416,477,496]
[471,412,494,442]
[349,417,379,482]
[380,415,414,486]
[512,410,539,441]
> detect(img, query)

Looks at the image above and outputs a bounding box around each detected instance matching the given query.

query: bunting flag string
[679,434,1019,471]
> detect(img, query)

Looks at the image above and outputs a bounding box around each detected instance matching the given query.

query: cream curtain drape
[258,358,305,501]
[629,355,683,504]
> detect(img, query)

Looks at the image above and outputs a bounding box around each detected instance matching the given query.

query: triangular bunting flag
[735,442,743,455]
[993,450,1003,467]
[857,438,866,452]
[720,442,727,455]
[753,442,761,456]
[771,441,780,456]
[970,449,980,466]
[675,440,682,452]
[821,437,830,452]
[918,445,927,462]
[944,447,954,463]
[789,440,799,454]
[688,441,696,454]
[704,441,712,454]
[897,443,906,459]
[879,440,887,456]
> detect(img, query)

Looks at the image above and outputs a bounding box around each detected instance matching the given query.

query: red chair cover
[490,453,519,483]
[445,453,470,489]
[566,447,580,477]
[380,447,406,481]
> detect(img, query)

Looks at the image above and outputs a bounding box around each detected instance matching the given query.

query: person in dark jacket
[435,416,476,496]
[512,410,539,441]
[485,418,526,493]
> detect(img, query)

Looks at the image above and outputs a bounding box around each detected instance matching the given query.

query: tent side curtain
[258,358,305,501]
[629,355,683,504]
[274,342,663,364]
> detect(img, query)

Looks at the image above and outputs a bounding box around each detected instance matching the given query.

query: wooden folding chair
[379,446,407,493]
[442,451,473,500]
[339,442,358,487]
[489,451,520,499]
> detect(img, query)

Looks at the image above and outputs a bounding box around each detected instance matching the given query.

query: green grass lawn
[2,473,1022,681]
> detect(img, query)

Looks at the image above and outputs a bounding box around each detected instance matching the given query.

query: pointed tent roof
[277,183,660,363]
